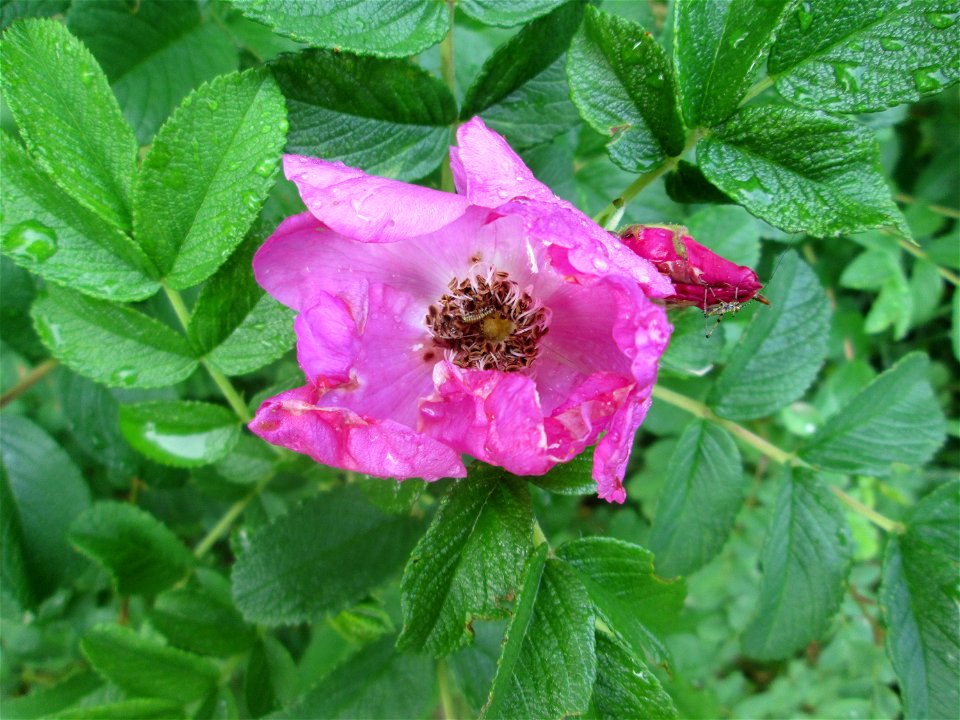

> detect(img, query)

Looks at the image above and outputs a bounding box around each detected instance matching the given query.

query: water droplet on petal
[2,220,58,262]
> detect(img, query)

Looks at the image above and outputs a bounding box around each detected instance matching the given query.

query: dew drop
[727,30,748,50]
[205,98,219,111]
[255,158,275,177]
[645,73,665,89]
[79,70,95,87]
[879,36,904,51]
[2,220,58,262]
[278,117,289,133]
[796,4,813,31]
[111,367,138,387]
[243,190,260,212]
[925,12,956,29]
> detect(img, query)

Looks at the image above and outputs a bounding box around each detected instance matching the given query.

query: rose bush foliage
[1,2,957,719]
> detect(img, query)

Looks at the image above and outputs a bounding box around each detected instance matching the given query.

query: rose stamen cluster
[426,267,549,372]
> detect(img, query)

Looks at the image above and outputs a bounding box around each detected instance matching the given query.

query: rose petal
[284,155,471,243]
[419,362,552,476]
[250,384,465,481]
[593,394,652,504]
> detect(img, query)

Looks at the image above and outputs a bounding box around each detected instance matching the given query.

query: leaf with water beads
[769,0,960,113]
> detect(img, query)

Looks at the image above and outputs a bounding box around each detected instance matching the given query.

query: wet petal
[250,385,465,481]
[284,154,470,243]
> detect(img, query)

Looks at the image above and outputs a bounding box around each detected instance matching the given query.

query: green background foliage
[1,1,957,719]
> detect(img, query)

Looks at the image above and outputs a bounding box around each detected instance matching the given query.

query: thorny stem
[650,385,906,534]
[592,131,704,229]
[163,283,253,423]
[194,473,274,558]
[0,358,59,408]
[440,1,457,194]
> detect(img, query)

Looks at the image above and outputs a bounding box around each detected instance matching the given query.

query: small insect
[702,251,785,338]
[461,307,495,324]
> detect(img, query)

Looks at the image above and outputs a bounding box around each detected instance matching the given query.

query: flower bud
[618,224,764,310]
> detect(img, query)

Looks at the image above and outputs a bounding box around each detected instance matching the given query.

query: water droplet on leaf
[925,12,956,29]
[913,66,943,93]
[205,98,219,111]
[3,220,58,262]
[255,159,275,177]
[879,37,904,51]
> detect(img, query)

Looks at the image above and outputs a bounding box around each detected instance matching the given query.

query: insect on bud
[617,224,766,311]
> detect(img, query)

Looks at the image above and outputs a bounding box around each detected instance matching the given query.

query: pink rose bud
[617,224,766,311]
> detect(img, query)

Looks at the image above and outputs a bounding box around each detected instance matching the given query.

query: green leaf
[770,0,960,113]
[648,421,745,576]
[741,468,852,660]
[31,286,198,388]
[527,450,596,496]
[699,105,908,237]
[229,0,449,57]
[482,547,596,719]
[398,474,533,656]
[1,19,137,231]
[0,671,102,720]
[276,636,434,719]
[709,252,831,420]
[673,0,794,127]
[1,463,33,611]
[685,204,761,268]
[1,136,159,302]
[150,583,256,657]
[0,415,91,602]
[664,160,734,205]
[81,624,218,703]
[461,1,584,149]
[188,235,294,376]
[56,699,185,720]
[67,0,239,144]
[557,537,685,668]
[232,486,423,624]
[119,400,240,468]
[271,49,455,181]
[800,352,946,475]
[881,481,960,720]
[566,5,686,172]
[134,68,286,289]
[460,0,564,27]
[245,635,299,718]
[588,632,678,719]
[1,0,69,29]
[68,501,195,596]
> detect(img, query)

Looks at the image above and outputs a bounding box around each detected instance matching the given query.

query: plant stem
[440,1,457,194]
[894,192,960,220]
[0,358,59,408]
[194,473,273,558]
[162,283,191,330]
[740,75,774,106]
[163,283,253,423]
[650,385,906,534]
[651,385,797,465]
[829,486,905,534]
[895,235,960,286]
[437,660,457,720]
[592,131,703,228]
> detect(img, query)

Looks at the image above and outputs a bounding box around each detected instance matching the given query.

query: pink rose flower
[249,118,673,503]
[618,224,765,310]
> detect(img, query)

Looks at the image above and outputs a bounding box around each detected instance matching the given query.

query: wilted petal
[250,385,465,481]
[419,362,552,477]
[619,224,764,308]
